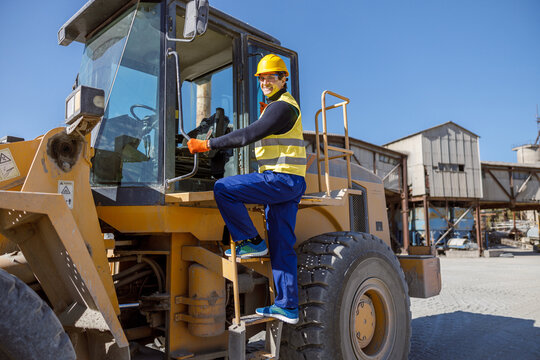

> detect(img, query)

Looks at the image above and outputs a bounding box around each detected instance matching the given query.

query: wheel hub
[353,294,376,348]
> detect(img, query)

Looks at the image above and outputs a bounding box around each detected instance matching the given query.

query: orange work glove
[187,139,210,154]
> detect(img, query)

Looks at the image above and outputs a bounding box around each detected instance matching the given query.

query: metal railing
[165,48,199,187]
[314,90,352,195]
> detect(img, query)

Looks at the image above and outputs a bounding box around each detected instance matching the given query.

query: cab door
[240,36,299,174]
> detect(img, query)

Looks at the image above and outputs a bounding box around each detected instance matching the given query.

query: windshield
[79,2,163,186]
[79,6,135,107]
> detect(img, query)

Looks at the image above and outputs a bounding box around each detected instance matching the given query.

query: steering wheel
[130,104,157,122]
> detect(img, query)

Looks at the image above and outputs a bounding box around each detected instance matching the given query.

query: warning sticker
[0,148,21,181]
[58,180,74,209]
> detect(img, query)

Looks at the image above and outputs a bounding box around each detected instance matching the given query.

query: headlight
[65,85,105,135]
[65,85,105,125]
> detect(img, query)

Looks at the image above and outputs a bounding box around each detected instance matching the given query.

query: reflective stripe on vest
[257,156,307,166]
[255,91,306,177]
[254,138,305,147]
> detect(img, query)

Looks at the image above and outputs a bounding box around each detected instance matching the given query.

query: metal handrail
[165,33,195,43]
[314,90,352,196]
[165,49,199,187]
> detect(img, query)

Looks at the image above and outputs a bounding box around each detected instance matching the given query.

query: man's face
[258,73,286,97]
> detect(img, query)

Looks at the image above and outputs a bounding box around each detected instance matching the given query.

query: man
[187,54,306,324]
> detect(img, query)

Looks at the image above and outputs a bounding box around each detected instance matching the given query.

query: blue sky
[1,0,539,162]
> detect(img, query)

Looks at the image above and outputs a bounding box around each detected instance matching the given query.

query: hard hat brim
[254,70,290,77]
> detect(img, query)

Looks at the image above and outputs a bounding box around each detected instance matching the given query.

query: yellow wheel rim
[349,278,394,358]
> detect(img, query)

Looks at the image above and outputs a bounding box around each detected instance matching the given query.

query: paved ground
[409,247,540,360]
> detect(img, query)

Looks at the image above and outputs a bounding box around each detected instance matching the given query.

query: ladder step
[241,313,277,326]
[326,145,354,154]
[318,153,349,161]
[236,256,270,263]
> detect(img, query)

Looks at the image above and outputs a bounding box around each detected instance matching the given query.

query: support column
[475,201,483,256]
[389,205,397,251]
[537,211,539,240]
[423,195,431,247]
[400,156,410,253]
[196,80,212,126]
[513,211,517,241]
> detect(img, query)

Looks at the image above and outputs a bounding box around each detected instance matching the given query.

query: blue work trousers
[214,170,306,309]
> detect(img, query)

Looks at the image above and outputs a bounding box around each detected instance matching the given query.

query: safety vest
[254,92,306,177]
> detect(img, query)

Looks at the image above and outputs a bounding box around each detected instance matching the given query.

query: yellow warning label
[0,148,21,182]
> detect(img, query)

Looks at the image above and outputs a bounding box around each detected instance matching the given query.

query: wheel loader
[0,1,441,359]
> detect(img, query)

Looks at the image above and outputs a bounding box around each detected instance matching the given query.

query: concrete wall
[514,145,540,164]
[385,134,425,196]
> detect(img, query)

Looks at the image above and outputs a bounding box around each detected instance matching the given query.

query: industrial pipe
[114,270,153,289]
[109,255,164,292]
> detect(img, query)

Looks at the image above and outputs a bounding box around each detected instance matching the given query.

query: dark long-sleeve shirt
[209,89,298,150]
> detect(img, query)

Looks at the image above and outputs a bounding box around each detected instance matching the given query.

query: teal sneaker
[224,239,268,259]
[256,304,299,324]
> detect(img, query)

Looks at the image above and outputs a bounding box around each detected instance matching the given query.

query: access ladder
[227,211,282,360]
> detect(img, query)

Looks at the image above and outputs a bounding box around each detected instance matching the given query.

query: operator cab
[61,0,299,205]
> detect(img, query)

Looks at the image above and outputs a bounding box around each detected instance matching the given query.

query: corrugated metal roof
[303,130,406,157]
[482,161,540,169]
[383,121,480,146]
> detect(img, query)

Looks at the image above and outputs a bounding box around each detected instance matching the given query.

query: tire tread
[0,269,76,360]
[281,231,411,360]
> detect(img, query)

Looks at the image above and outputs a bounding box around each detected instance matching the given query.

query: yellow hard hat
[254,54,289,77]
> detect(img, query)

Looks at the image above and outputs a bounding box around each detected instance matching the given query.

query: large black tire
[281,232,411,360]
[0,268,76,360]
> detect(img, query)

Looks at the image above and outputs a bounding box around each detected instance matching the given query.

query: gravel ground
[410,248,540,360]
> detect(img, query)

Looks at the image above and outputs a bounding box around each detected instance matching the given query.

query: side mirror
[184,0,209,38]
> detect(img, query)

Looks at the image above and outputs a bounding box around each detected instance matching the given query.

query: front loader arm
[0,127,128,356]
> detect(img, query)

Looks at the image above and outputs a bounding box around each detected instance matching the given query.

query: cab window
[170,11,238,193]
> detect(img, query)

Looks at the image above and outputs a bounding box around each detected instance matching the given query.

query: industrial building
[384,122,483,251]
[305,120,540,255]
[385,122,483,200]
